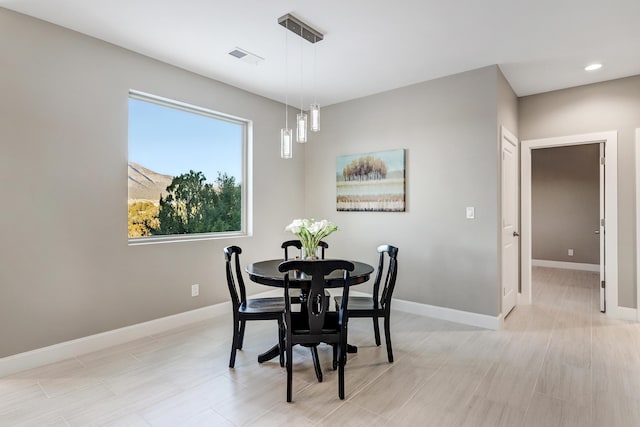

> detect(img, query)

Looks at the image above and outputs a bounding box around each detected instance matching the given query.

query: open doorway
[530,144,601,311]
[520,131,618,315]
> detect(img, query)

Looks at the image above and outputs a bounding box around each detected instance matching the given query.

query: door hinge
[601,280,606,289]
[600,156,605,165]
[600,218,605,227]
[503,287,506,296]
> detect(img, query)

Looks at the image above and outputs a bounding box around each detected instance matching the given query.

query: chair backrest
[372,245,399,311]
[279,259,354,335]
[224,245,246,309]
[281,240,329,260]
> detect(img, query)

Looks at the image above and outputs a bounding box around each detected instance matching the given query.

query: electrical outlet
[191,284,200,297]
[568,249,574,257]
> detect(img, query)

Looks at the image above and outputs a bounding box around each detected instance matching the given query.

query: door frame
[520,131,618,315]
[636,128,640,320]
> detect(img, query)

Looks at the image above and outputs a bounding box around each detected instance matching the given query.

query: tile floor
[2,267,640,426]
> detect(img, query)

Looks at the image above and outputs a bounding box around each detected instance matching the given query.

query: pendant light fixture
[280,18,293,159]
[281,118,292,159]
[296,111,308,143]
[310,35,320,132]
[310,103,320,132]
[278,14,323,154]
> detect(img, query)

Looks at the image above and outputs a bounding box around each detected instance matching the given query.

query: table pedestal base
[257,345,281,364]
[258,343,357,363]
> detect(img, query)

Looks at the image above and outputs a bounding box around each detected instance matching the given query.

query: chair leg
[384,315,393,363]
[372,315,381,346]
[237,320,247,349]
[278,318,285,367]
[286,341,293,403]
[338,343,345,400]
[229,320,239,368]
[310,345,323,382]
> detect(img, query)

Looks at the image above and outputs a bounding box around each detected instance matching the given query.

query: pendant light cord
[284,21,289,129]
[313,36,317,104]
[300,34,304,113]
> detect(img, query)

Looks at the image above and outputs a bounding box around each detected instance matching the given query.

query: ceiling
[2,0,639,107]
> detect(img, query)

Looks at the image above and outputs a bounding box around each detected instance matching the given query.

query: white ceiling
[2,0,639,107]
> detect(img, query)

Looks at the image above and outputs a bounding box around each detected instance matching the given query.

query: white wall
[519,75,640,308]
[304,66,509,317]
[0,9,306,358]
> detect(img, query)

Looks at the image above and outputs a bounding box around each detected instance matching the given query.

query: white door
[501,127,519,317]
[599,142,606,312]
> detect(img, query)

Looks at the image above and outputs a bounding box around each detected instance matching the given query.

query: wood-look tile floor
[2,267,640,426]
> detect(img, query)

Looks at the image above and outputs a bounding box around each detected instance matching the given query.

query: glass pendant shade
[310,103,320,132]
[281,128,293,159]
[296,112,308,143]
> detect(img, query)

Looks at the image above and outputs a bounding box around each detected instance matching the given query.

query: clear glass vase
[301,246,320,260]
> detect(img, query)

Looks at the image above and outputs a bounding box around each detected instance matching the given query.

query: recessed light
[585,63,603,71]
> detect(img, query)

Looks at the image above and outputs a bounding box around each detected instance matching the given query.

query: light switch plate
[466,207,475,219]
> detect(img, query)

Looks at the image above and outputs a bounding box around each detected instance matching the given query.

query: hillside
[128,162,173,202]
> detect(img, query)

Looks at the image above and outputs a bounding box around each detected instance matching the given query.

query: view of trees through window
[128,92,245,240]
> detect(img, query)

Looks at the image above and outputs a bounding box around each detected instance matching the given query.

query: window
[128,91,248,243]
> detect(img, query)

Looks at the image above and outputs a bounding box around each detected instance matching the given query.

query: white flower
[285,218,304,234]
[285,218,339,259]
[307,221,323,235]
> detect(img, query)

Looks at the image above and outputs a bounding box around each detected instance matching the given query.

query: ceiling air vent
[228,47,264,65]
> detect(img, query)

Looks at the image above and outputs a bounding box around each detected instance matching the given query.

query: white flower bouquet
[285,218,338,259]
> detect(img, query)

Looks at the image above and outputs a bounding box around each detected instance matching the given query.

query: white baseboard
[532,259,600,272]
[0,290,503,378]
[391,297,501,330]
[608,305,638,321]
[0,302,230,378]
[275,289,501,330]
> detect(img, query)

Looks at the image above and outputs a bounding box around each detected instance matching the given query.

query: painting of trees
[342,155,388,181]
[336,149,405,212]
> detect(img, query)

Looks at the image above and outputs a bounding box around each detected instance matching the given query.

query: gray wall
[519,75,640,308]
[497,67,520,296]
[497,69,519,137]
[0,9,520,358]
[0,9,307,358]
[305,65,511,317]
[531,145,600,264]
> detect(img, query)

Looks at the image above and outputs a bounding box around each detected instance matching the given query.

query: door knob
[594,230,600,235]
[513,231,520,237]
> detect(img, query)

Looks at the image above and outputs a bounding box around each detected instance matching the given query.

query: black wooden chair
[281,239,329,260]
[224,245,285,368]
[282,240,329,305]
[335,245,398,362]
[278,259,355,402]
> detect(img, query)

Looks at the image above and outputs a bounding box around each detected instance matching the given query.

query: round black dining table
[246,259,374,289]
[245,259,374,366]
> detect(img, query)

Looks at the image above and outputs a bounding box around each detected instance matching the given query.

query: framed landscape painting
[336,149,406,212]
